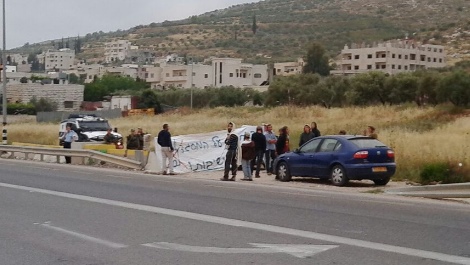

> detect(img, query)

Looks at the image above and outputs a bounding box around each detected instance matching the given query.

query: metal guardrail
[0,145,143,170]
[385,183,470,198]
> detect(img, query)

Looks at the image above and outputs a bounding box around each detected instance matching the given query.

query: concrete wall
[7,83,84,111]
[36,109,123,123]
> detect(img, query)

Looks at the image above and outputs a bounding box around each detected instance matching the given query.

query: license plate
[372,167,387,173]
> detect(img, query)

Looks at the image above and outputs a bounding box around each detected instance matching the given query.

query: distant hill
[11,0,470,64]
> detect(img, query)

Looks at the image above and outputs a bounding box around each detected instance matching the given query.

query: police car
[58,114,122,145]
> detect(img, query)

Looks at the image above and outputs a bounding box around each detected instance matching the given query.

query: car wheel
[277,162,292,182]
[373,177,390,186]
[330,165,349,186]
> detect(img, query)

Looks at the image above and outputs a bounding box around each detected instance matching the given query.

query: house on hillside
[331,40,446,75]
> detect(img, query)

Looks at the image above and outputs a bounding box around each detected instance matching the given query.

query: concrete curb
[385,183,470,198]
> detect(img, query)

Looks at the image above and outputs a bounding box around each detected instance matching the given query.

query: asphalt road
[0,159,469,265]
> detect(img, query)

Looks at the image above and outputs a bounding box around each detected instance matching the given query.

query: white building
[274,58,304,76]
[332,40,447,75]
[104,40,134,63]
[212,58,268,88]
[44,49,76,71]
[137,59,267,90]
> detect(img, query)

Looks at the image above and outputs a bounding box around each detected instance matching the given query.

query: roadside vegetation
[7,105,470,184]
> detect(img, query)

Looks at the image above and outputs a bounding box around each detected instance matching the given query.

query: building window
[354,66,359,70]
[375,65,379,70]
[439,58,443,63]
[427,57,431,62]
[204,74,208,78]
[398,54,402,59]
[420,55,426,61]
[166,73,170,77]
[381,65,386,69]
[367,54,372,59]
[392,65,395,69]
[367,65,372,70]
[64,101,74,109]
[405,55,408,60]
[254,73,262,78]
[392,54,396,59]
[433,58,436,62]
[354,55,360,59]
[398,65,402,70]
[439,49,443,53]
[229,73,234,77]
[192,72,196,76]
[404,66,408,70]
[410,54,416,60]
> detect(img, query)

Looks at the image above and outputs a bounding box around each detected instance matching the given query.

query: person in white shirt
[61,124,78,164]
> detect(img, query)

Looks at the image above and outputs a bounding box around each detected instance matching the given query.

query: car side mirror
[114,127,118,133]
[294,148,300,153]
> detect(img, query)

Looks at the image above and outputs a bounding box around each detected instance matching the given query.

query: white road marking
[39,222,128,249]
[143,242,338,258]
[1,182,469,265]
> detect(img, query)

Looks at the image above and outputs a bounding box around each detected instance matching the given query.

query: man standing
[264,124,277,175]
[221,122,239,181]
[126,129,140,150]
[157,124,175,175]
[137,127,145,150]
[251,126,266,178]
[61,124,78,164]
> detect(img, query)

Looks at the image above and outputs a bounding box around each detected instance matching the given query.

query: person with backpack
[241,132,256,181]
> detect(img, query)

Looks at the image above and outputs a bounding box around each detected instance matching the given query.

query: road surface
[0,159,469,265]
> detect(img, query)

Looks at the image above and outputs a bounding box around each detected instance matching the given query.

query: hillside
[12,0,470,64]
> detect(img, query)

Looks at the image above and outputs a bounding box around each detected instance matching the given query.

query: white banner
[154,125,257,173]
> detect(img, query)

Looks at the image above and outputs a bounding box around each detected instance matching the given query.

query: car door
[312,138,341,178]
[289,138,322,176]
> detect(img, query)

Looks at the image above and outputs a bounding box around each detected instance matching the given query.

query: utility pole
[2,0,7,128]
[190,57,193,110]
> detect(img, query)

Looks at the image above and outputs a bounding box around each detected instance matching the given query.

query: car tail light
[387,150,395,158]
[354,151,368,159]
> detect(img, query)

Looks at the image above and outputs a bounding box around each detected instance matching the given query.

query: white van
[58,114,122,145]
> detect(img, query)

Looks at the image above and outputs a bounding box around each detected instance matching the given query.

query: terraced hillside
[12,0,470,63]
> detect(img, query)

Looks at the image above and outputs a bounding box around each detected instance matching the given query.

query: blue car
[273,136,396,186]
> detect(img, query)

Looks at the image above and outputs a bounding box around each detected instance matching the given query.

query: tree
[74,35,82,54]
[138,89,162,113]
[348,72,388,105]
[303,43,330,76]
[29,97,58,112]
[437,70,470,106]
[252,14,258,35]
[84,75,150,101]
[68,73,80,84]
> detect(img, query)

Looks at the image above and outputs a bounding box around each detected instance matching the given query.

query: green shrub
[7,103,36,115]
[419,162,466,184]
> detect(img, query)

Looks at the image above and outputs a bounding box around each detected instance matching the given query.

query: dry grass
[5,106,470,181]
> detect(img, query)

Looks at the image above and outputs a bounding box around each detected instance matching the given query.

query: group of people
[221,122,321,181]
[222,122,378,181]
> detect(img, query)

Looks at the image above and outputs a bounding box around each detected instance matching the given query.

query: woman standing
[276,126,290,156]
[241,132,256,181]
[311,122,321,138]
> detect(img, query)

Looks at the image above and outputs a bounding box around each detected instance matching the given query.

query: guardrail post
[2,128,6,145]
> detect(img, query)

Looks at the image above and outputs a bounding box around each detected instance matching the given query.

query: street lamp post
[2,0,7,139]
[190,57,193,110]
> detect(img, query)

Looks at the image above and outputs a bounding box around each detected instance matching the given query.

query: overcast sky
[4,0,259,49]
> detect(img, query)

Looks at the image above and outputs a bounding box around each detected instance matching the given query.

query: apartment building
[104,40,133,63]
[44,48,76,71]
[274,58,304,76]
[332,40,446,75]
[212,58,268,88]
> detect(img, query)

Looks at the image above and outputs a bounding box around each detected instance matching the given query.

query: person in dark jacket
[276,126,290,156]
[311,122,321,138]
[221,122,239,181]
[157,124,175,175]
[251,126,266,178]
[299,124,314,147]
[126,129,140,150]
[241,132,256,181]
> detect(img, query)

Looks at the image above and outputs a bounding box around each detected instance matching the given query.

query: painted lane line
[1,182,469,265]
[143,242,338,258]
[39,223,128,249]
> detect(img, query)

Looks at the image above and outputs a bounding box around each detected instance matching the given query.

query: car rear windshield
[349,138,387,148]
